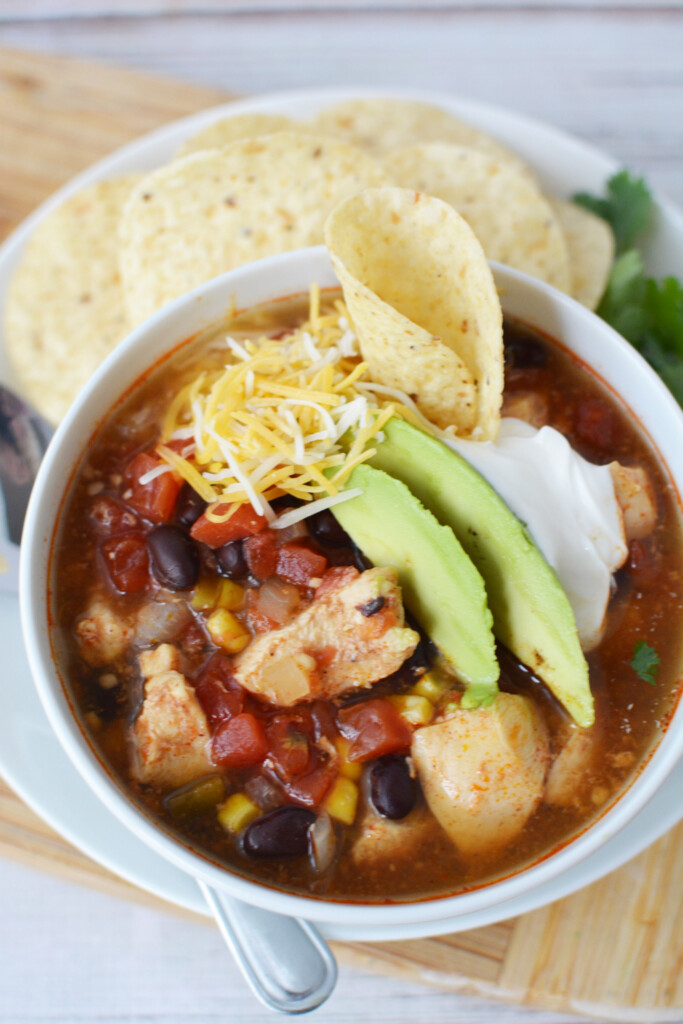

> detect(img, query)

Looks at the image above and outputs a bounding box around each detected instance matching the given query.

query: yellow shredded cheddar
[155,287,433,520]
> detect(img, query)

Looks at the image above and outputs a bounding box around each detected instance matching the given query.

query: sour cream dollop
[445,418,628,651]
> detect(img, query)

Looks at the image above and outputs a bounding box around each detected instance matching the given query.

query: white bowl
[20,245,683,932]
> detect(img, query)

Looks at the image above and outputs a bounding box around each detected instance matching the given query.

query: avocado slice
[368,418,593,727]
[332,463,498,706]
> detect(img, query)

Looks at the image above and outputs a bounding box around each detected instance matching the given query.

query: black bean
[504,335,548,370]
[369,755,418,820]
[147,525,201,590]
[350,542,371,573]
[175,484,207,530]
[242,806,316,859]
[308,509,350,548]
[215,540,248,579]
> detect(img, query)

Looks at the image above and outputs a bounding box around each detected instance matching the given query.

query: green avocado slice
[368,418,593,727]
[332,463,498,706]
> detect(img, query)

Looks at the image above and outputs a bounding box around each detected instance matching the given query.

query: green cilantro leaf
[630,641,660,685]
[596,249,648,341]
[577,172,683,409]
[574,170,653,254]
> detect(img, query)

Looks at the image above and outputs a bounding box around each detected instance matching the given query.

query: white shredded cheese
[138,464,176,486]
[225,336,250,361]
[272,489,364,529]
[155,292,420,518]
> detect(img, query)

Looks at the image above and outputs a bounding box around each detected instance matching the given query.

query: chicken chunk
[132,643,213,789]
[545,724,598,808]
[75,595,134,667]
[609,462,657,541]
[352,802,434,869]
[234,567,419,706]
[411,693,550,858]
[502,391,550,429]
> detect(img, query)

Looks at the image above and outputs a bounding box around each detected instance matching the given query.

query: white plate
[1,88,682,941]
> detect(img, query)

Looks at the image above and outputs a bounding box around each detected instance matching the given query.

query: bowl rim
[20,245,683,928]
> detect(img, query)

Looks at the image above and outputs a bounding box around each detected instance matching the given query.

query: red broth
[50,299,683,901]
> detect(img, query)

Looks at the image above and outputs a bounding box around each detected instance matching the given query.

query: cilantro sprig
[575,171,653,256]
[573,172,683,406]
[630,640,660,686]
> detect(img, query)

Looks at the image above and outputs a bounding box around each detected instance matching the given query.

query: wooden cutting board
[1,45,681,1022]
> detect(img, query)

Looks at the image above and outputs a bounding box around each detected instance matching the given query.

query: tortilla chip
[310,97,530,175]
[120,132,388,327]
[383,143,572,294]
[4,176,140,425]
[551,199,615,310]
[325,187,503,439]
[176,113,300,158]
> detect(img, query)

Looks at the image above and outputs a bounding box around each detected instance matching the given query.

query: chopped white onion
[245,774,281,812]
[276,519,309,543]
[309,811,337,873]
[135,600,193,645]
[256,577,301,626]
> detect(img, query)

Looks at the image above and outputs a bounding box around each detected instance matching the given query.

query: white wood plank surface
[0,6,681,1023]
[0,859,588,1024]
[1,8,681,205]
[1,0,679,18]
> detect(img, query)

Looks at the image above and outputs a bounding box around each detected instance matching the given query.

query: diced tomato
[575,399,615,454]
[309,699,339,742]
[266,715,312,782]
[276,541,328,587]
[88,494,140,537]
[190,503,268,548]
[100,532,149,593]
[124,451,182,524]
[243,530,279,580]
[194,652,245,729]
[314,565,359,599]
[212,713,268,768]
[279,754,336,808]
[338,698,413,762]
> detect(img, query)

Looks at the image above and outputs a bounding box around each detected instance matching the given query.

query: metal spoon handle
[199,880,337,1015]
[0,384,53,546]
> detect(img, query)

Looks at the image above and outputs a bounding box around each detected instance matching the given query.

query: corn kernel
[388,694,434,727]
[206,608,250,653]
[217,792,261,833]
[411,671,449,704]
[217,579,245,610]
[335,736,362,781]
[324,776,358,826]
[191,576,221,611]
[192,577,244,612]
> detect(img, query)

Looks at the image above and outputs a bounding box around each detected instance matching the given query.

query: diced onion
[244,774,281,812]
[309,811,337,873]
[276,518,309,543]
[256,577,301,626]
[135,600,193,645]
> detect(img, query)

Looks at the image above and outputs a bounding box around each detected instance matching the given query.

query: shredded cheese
[156,289,421,522]
[138,464,177,486]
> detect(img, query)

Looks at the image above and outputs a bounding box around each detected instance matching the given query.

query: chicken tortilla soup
[49,191,683,902]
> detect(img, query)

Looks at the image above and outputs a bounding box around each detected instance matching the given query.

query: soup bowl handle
[198,880,338,1014]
